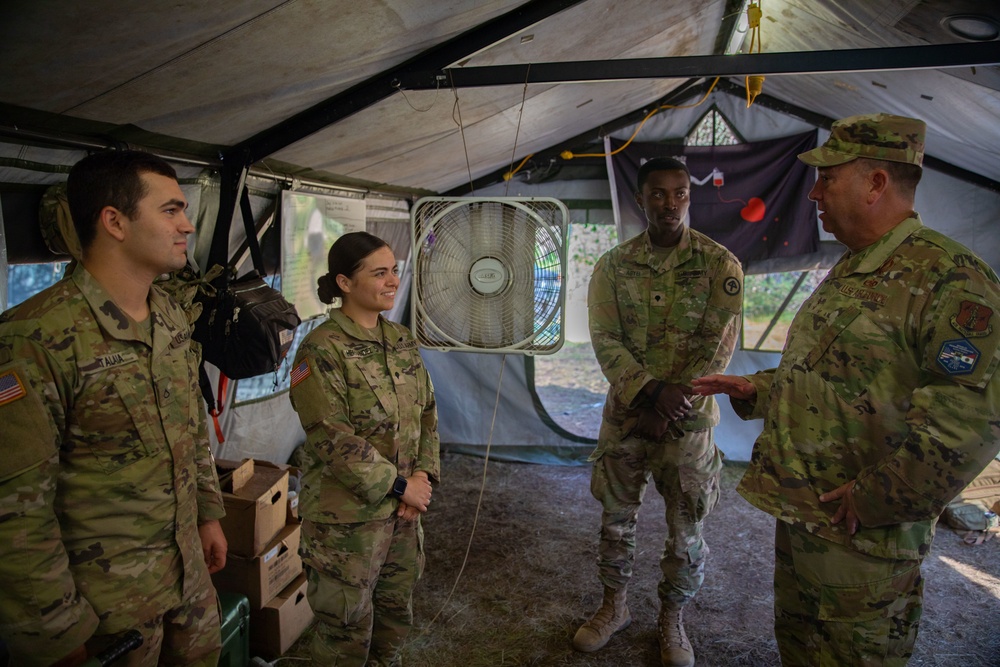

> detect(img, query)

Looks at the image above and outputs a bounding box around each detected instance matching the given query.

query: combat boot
[658,606,695,667]
[572,586,631,652]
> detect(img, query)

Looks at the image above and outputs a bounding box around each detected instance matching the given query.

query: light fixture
[942,14,1000,42]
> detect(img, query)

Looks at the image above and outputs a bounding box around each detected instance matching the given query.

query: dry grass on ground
[285,453,1000,666]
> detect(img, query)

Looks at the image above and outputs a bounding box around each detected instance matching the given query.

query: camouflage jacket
[588,227,743,443]
[736,215,1000,560]
[288,309,440,524]
[0,263,225,665]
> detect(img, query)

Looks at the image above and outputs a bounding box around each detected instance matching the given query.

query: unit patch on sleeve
[936,339,980,375]
[724,276,742,296]
[950,300,993,337]
[290,359,312,388]
[0,369,27,406]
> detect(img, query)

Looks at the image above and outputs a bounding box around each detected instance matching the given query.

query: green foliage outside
[744,270,825,322]
[567,221,617,294]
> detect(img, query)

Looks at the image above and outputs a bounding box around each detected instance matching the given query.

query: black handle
[82,629,143,667]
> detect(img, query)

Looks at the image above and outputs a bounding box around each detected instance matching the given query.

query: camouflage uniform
[0,263,226,666]
[588,227,743,607]
[288,308,440,667]
[734,115,1000,665]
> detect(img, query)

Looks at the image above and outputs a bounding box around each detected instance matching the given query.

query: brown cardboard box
[249,572,314,659]
[212,522,303,609]
[217,459,289,558]
[244,459,302,524]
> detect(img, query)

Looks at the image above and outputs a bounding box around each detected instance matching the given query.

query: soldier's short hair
[67,150,178,250]
[317,231,391,304]
[852,158,923,197]
[637,157,690,191]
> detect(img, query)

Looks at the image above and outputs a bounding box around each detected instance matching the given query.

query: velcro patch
[0,369,27,406]
[950,300,993,338]
[937,339,980,375]
[290,359,312,388]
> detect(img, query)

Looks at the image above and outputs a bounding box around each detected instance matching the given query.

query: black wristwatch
[389,475,408,499]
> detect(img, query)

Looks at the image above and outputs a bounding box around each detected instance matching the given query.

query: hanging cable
[560,77,720,160]
[746,1,763,55]
[392,76,442,113]
[414,66,531,638]
[448,70,476,194]
[417,355,507,634]
[503,64,533,194]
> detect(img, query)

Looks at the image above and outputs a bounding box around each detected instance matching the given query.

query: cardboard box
[249,572,314,658]
[217,459,289,558]
[245,459,303,524]
[212,522,303,609]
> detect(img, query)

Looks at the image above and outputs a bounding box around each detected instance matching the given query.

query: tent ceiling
[1,0,997,194]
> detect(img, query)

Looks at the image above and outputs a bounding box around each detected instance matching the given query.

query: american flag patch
[290,359,312,388]
[0,369,27,406]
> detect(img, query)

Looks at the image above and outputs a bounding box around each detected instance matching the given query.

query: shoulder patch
[950,300,993,338]
[0,368,27,406]
[290,359,312,387]
[937,339,980,375]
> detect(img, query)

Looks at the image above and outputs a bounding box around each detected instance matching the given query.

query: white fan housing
[411,197,569,355]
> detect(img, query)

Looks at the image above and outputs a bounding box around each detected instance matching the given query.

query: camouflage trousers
[84,565,221,667]
[590,426,722,608]
[773,521,923,666]
[302,513,424,667]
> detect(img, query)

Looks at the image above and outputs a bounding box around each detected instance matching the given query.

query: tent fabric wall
[425,350,594,465]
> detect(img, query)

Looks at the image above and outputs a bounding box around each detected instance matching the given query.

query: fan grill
[411,197,567,354]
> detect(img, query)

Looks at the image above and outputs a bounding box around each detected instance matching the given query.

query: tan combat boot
[572,586,631,652]
[658,606,695,667]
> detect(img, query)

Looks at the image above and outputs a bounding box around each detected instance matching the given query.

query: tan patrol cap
[798,113,925,168]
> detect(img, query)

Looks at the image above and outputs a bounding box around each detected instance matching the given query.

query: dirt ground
[287,452,1000,666]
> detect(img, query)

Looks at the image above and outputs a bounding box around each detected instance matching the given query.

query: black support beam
[398,42,1000,90]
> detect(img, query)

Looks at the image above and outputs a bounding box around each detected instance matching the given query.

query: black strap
[238,186,267,278]
[199,361,216,413]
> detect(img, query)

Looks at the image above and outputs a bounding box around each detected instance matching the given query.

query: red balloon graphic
[740,197,766,222]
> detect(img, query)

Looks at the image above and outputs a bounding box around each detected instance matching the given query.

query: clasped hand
[397,471,433,521]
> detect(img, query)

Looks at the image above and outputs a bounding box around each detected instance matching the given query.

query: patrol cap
[798,113,925,168]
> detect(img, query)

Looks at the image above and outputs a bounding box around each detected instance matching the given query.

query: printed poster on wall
[281,191,366,320]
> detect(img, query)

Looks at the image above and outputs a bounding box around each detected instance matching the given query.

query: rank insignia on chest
[0,369,27,406]
[950,300,993,338]
[936,339,980,375]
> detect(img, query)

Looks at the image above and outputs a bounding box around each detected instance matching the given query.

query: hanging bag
[193,187,301,380]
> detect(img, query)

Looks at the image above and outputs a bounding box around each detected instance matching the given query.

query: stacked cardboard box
[211,459,314,659]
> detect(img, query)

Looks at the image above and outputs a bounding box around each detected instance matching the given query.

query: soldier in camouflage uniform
[576,157,743,667]
[694,113,1000,665]
[288,231,440,667]
[0,151,227,666]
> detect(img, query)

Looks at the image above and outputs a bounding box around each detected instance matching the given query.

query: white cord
[418,354,506,633]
